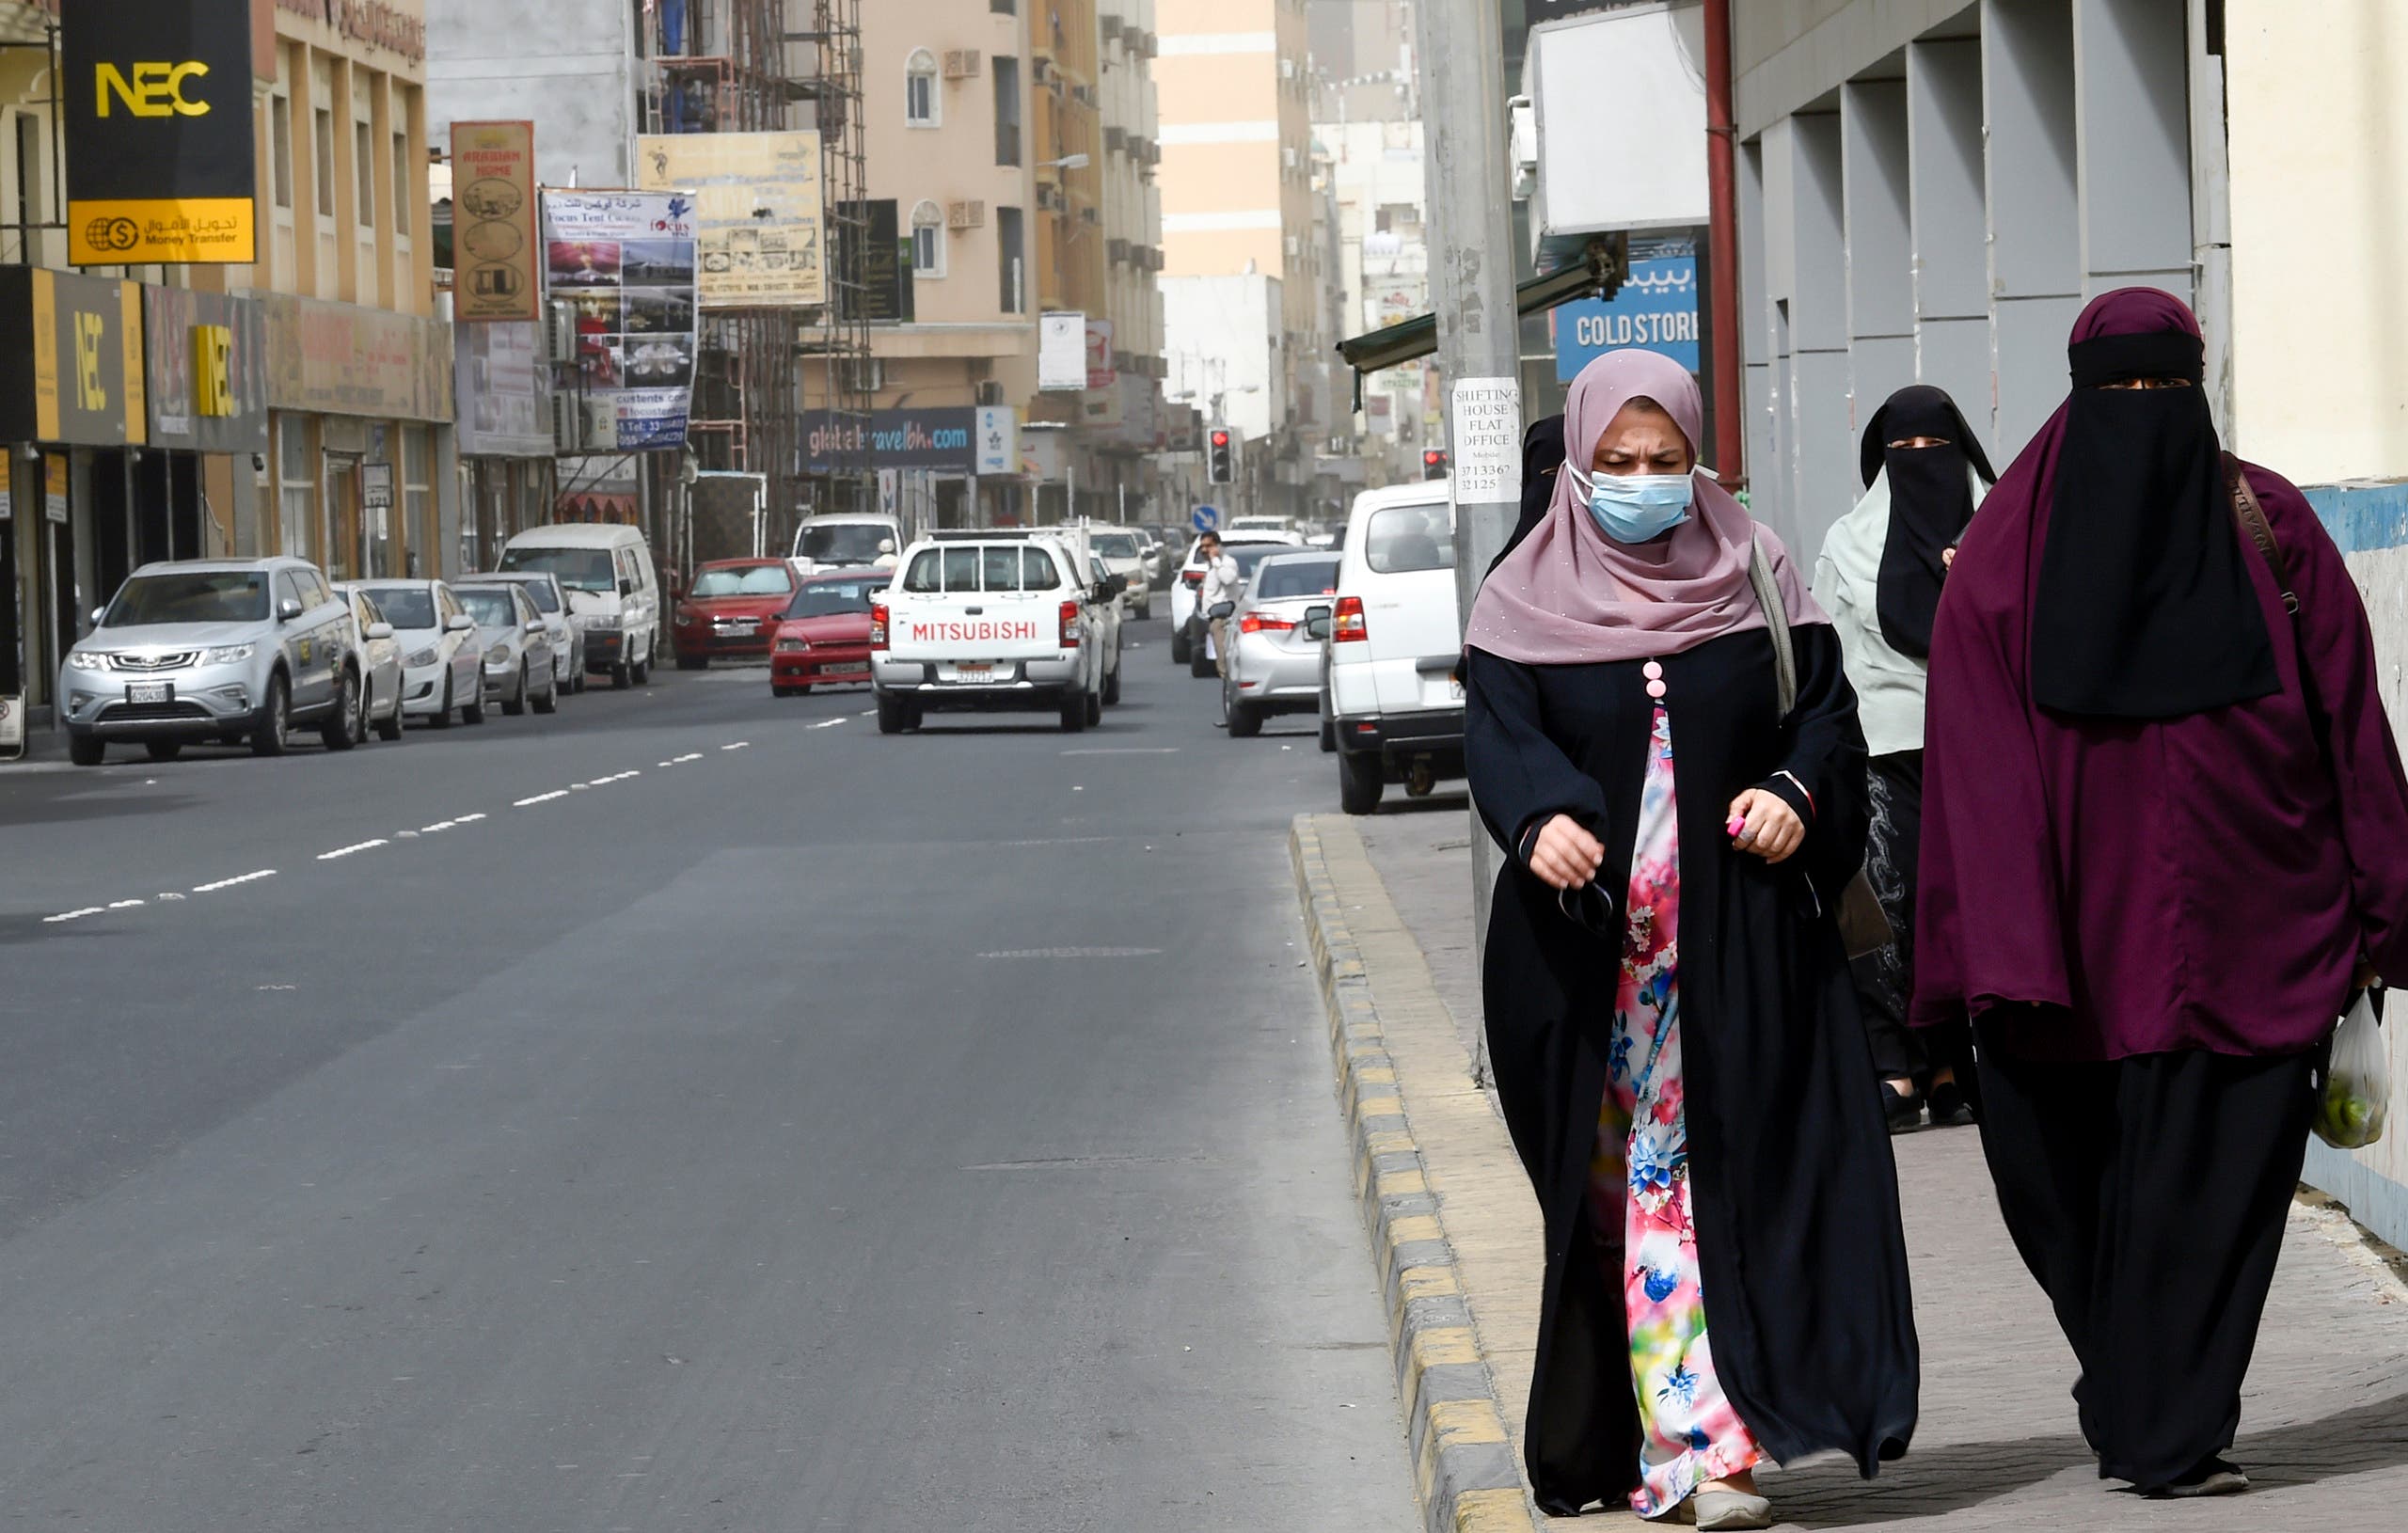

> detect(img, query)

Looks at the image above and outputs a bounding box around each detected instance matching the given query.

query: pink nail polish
[1727,815,1747,837]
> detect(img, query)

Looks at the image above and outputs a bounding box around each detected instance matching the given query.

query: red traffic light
[1211,430,1230,448]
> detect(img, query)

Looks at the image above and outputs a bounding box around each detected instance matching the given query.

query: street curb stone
[1291,814,1545,1533]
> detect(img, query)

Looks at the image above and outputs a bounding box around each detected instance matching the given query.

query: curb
[1290,814,1540,1533]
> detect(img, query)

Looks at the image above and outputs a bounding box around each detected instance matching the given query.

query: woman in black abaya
[1464,350,1917,1526]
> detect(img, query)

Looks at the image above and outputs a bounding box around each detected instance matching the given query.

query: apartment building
[1156,0,1319,518]
[1080,0,1170,519]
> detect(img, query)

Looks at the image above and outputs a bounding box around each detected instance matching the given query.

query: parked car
[673,558,797,667]
[60,558,366,765]
[452,581,560,716]
[791,512,903,575]
[870,529,1119,734]
[354,578,487,728]
[496,522,660,687]
[1085,552,1127,704]
[769,568,884,696]
[1321,482,1463,814]
[477,570,585,692]
[335,584,406,742]
[1146,525,1186,589]
[1220,550,1340,737]
[1086,527,1154,619]
[1171,536,1305,675]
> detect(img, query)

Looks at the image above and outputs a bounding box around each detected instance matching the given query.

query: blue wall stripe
[2300,482,2408,556]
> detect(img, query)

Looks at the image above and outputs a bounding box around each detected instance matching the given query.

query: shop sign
[543,190,699,450]
[455,319,553,458]
[145,286,268,452]
[834,198,911,323]
[974,405,1017,477]
[63,0,258,264]
[637,132,823,308]
[273,0,428,65]
[1551,254,1700,380]
[0,267,145,447]
[44,454,68,522]
[799,407,975,474]
[261,292,453,421]
[1038,312,1085,392]
[450,121,541,323]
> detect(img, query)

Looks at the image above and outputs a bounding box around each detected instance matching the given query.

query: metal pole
[1703,0,1745,486]
[1418,0,1521,1084]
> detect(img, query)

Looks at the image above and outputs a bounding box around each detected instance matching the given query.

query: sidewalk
[1295,806,2408,1533]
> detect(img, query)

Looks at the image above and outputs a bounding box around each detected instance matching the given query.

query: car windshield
[784,579,879,618]
[690,564,794,597]
[798,523,892,564]
[1228,545,1286,578]
[455,590,520,628]
[1092,533,1141,558]
[498,545,616,593]
[1230,518,1288,532]
[103,571,268,626]
[1253,558,1340,599]
[901,545,1063,593]
[361,586,436,629]
[512,580,562,613]
[1363,505,1455,573]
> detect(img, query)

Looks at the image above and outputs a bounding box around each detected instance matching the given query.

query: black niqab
[2029,331,2278,719]
[1490,414,1566,577]
[1860,386,1993,659]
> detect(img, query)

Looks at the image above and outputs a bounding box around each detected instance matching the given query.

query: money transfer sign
[63,0,258,263]
[637,132,824,308]
[543,190,701,451]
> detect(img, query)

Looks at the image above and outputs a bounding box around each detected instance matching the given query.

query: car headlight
[574,611,620,630]
[67,650,109,672]
[201,643,254,665]
[775,637,809,653]
[405,647,439,668]
[484,643,511,665]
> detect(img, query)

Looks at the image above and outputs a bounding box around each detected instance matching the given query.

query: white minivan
[497,524,662,687]
[1318,481,1463,814]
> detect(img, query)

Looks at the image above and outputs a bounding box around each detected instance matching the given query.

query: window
[996,205,1024,313]
[270,96,293,210]
[990,0,1016,12]
[314,108,335,217]
[992,56,1022,166]
[900,543,1062,593]
[402,425,430,577]
[355,119,374,226]
[905,50,940,127]
[11,114,39,263]
[392,134,411,237]
[1363,504,1455,574]
[910,200,945,278]
[277,414,315,560]
[1254,558,1342,599]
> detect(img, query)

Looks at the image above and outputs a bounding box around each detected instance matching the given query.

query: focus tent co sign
[63,0,259,264]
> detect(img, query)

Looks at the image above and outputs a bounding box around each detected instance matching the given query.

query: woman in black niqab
[1860,386,1994,659]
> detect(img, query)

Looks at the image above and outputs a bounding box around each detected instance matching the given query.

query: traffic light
[1207,427,1234,484]
[1422,448,1450,481]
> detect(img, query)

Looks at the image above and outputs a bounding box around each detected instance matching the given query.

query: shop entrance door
[325,453,362,579]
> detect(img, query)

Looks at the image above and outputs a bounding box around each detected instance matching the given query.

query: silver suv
[60,559,366,766]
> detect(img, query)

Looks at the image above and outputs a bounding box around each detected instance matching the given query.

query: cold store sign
[62,0,258,264]
[1552,256,1699,379]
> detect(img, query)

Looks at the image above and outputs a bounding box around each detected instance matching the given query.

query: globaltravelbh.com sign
[61,0,259,265]
[800,409,976,473]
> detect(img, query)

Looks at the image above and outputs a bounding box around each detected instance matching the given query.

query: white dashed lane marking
[194,869,277,893]
[317,839,389,861]
[515,791,570,806]
[44,908,106,925]
[809,718,846,730]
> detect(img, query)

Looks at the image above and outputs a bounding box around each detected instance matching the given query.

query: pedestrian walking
[1812,385,1997,1132]
[1916,287,2408,1497]
[1464,349,1917,1528]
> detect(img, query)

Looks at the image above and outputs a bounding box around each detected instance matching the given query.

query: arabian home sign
[62,0,259,265]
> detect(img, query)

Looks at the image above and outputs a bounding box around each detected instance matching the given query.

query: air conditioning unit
[1100,15,1122,40]
[1284,234,1300,257]
[942,49,981,79]
[947,199,986,229]
[1104,126,1126,152]
[1080,206,1101,226]
[845,356,883,394]
[974,380,1007,406]
[1072,84,1096,107]
[544,299,577,364]
[1037,184,1065,212]
[1281,147,1298,170]
[551,393,585,452]
[1112,348,1133,372]
[1279,58,1295,81]
[1107,237,1129,262]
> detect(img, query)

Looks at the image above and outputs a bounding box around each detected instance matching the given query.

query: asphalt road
[0,619,1417,1532]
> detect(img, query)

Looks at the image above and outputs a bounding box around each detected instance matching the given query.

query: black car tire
[876,693,909,735]
[1319,707,1337,753]
[502,664,528,717]
[610,661,631,688]
[69,732,105,766]
[630,643,651,685]
[1339,746,1384,815]
[252,673,291,757]
[463,682,488,725]
[431,672,455,728]
[1059,690,1087,733]
[1228,701,1263,738]
[146,739,183,761]
[1085,688,1103,727]
[323,669,359,751]
[1170,625,1191,665]
[533,672,559,715]
[1102,658,1122,705]
[374,691,404,741]
[676,653,706,671]
[1189,637,1214,679]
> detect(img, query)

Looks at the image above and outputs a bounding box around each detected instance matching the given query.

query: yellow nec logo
[95,62,212,119]
[74,312,108,411]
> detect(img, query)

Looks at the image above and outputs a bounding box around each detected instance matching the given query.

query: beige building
[1075,0,1170,518]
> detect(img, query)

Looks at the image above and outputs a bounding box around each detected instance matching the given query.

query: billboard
[1551,254,1700,379]
[544,190,701,451]
[450,122,542,323]
[62,0,259,264]
[637,132,824,308]
[1038,312,1085,392]
[800,407,976,474]
[836,199,913,323]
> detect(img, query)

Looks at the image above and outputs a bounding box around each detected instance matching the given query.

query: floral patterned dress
[1589,701,1766,1517]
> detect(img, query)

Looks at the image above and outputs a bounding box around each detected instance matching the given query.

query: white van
[791,513,902,575]
[1319,481,1462,814]
[496,523,662,687]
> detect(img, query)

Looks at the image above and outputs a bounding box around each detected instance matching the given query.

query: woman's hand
[1528,814,1606,891]
[1726,788,1805,864]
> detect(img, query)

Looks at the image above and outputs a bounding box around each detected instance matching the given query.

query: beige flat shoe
[1668,1487,1774,1530]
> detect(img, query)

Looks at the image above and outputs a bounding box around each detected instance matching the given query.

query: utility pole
[1417,0,1521,1084]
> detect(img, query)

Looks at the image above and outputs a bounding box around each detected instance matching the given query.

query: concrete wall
[425,0,635,188]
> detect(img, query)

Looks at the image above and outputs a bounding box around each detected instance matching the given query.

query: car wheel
[374,689,404,741]
[1102,657,1122,705]
[1085,688,1103,727]
[1059,689,1086,733]
[1339,746,1384,815]
[321,669,361,751]
[630,643,651,685]
[432,672,455,729]
[1320,711,1337,753]
[876,693,908,735]
[610,661,631,688]
[145,739,183,761]
[502,664,528,717]
[463,681,488,725]
[533,671,559,715]
[676,653,706,671]
[69,732,105,766]
[1170,625,1191,665]
[251,673,291,757]
[1228,698,1263,738]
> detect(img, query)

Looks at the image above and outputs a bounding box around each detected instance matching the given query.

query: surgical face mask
[1569,464,1695,544]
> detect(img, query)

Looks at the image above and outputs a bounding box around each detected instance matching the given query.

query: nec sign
[63,0,256,263]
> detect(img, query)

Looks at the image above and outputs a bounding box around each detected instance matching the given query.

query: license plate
[823,661,868,675]
[126,681,171,705]
[949,663,994,682]
[721,619,758,636]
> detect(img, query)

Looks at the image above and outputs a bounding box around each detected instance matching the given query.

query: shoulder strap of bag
[2224,450,2299,615]
[1749,531,1798,719]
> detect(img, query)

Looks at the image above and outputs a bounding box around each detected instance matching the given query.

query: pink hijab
[1465,349,1823,664]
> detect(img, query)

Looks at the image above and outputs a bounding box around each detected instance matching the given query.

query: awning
[1335,239,1628,409]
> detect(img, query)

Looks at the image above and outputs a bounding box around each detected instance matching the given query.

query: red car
[770,569,886,695]
[673,558,797,667]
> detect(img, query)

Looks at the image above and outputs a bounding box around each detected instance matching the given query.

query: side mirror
[526,621,545,635]
[366,621,394,640]
[447,612,475,632]
[1207,600,1237,621]
[1303,605,1332,640]
[277,597,304,623]
[90,605,106,626]
[1105,573,1129,596]
[617,578,635,596]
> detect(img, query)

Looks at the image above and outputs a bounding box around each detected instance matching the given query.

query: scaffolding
[790,0,874,518]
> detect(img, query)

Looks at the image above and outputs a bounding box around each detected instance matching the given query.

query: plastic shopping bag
[2313,989,2389,1150]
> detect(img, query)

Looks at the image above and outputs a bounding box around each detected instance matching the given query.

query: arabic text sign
[63,0,258,264]
[637,132,824,308]
[451,122,542,323]
[1552,256,1701,379]
[543,190,700,451]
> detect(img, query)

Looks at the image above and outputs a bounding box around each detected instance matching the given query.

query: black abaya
[1973,1025,2318,1487]
[1466,625,1919,1514]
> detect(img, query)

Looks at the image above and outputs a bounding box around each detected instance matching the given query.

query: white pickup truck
[869,528,1126,734]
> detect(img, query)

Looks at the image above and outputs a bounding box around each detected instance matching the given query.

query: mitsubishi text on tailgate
[871,533,1105,735]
